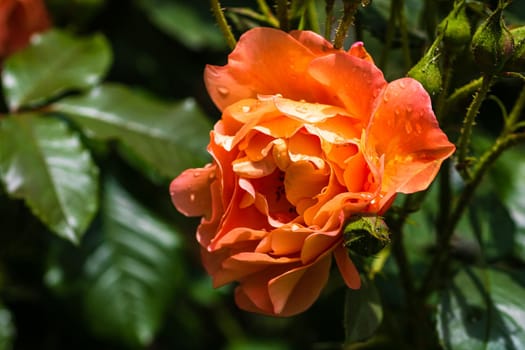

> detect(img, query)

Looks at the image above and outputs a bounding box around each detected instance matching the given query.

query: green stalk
[333,1,359,49]
[455,74,493,178]
[210,0,236,50]
[446,77,483,107]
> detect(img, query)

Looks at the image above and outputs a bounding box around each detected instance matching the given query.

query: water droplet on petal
[242,105,251,113]
[415,123,423,134]
[295,105,309,114]
[217,86,229,96]
[404,122,413,134]
[383,93,389,102]
[394,109,400,116]
[399,80,406,89]
[193,171,201,177]
[190,193,196,201]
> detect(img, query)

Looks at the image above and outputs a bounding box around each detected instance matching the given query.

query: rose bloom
[170,28,455,316]
[0,0,51,61]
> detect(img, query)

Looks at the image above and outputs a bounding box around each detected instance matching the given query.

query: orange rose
[0,0,51,61]
[170,28,455,316]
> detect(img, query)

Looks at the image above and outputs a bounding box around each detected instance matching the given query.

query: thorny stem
[210,0,237,50]
[333,0,360,49]
[276,0,289,31]
[455,74,493,178]
[445,77,483,113]
[420,131,525,297]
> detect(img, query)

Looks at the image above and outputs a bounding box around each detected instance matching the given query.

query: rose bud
[471,5,514,73]
[438,0,471,51]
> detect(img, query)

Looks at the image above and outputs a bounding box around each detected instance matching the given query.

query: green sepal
[343,215,391,257]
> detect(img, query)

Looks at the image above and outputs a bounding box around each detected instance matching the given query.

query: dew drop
[383,94,389,102]
[193,171,201,178]
[217,86,229,96]
[399,80,407,89]
[190,193,196,201]
[208,172,216,181]
[404,122,413,134]
[415,123,423,134]
[242,105,251,113]
[394,109,400,116]
[295,105,309,114]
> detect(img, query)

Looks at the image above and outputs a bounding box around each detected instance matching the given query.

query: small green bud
[470,5,514,73]
[505,26,525,72]
[407,36,443,97]
[438,0,471,51]
[343,215,390,257]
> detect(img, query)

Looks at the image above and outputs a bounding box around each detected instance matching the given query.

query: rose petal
[308,52,387,121]
[169,166,216,217]
[348,41,374,63]
[289,30,336,55]
[285,161,329,205]
[366,78,456,197]
[268,254,331,315]
[204,27,330,111]
[334,245,361,289]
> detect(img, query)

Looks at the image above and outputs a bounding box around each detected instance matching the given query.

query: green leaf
[2,29,111,111]
[137,0,226,50]
[0,115,99,243]
[344,277,383,344]
[84,177,185,347]
[437,267,525,350]
[52,83,211,178]
[0,302,15,350]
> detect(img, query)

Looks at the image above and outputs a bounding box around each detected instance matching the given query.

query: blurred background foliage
[0,0,525,349]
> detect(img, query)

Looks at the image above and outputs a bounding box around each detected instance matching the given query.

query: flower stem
[210,0,236,50]
[333,0,360,49]
[455,74,493,178]
[446,77,483,108]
